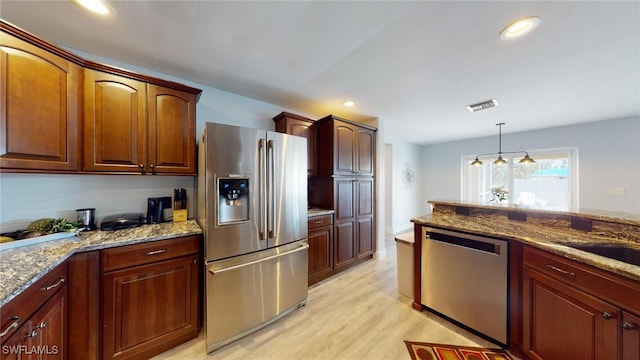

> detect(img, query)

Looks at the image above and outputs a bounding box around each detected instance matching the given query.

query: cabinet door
[523,268,619,360]
[622,311,640,360]
[0,32,81,171]
[356,178,375,258]
[355,128,375,176]
[147,85,196,175]
[101,255,199,360]
[308,225,333,284]
[83,70,147,173]
[275,117,317,176]
[333,122,355,175]
[31,289,66,360]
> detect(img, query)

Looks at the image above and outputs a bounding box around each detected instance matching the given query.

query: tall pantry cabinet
[310,115,376,271]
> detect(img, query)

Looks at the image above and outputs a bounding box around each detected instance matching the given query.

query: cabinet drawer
[1,262,68,343]
[101,235,200,272]
[523,245,640,311]
[308,214,333,229]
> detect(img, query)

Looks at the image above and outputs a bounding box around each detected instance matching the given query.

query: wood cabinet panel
[148,85,196,174]
[334,124,355,175]
[0,31,81,172]
[523,268,618,360]
[67,252,99,360]
[334,221,356,270]
[101,254,199,360]
[308,222,333,285]
[623,311,640,360]
[101,235,200,272]
[334,178,355,221]
[356,216,374,259]
[273,112,317,176]
[30,289,66,360]
[356,128,375,175]
[83,70,147,172]
[0,263,67,360]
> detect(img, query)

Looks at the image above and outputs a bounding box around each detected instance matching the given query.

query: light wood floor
[152,234,514,360]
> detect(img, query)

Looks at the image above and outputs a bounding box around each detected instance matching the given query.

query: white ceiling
[1,1,638,145]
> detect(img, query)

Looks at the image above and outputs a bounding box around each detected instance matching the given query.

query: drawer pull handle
[0,316,20,338]
[545,263,576,278]
[622,322,637,331]
[145,249,168,256]
[602,312,615,320]
[43,276,65,291]
[312,220,323,224]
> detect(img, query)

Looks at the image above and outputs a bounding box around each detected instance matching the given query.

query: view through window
[462,148,578,210]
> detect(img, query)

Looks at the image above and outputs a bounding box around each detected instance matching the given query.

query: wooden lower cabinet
[0,263,68,360]
[523,267,619,360]
[100,236,200,360]
[622,311,640,360]
[522,245,640,360]
[308,214,334,285]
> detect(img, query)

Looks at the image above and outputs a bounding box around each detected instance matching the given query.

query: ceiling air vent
[467,99,498,112]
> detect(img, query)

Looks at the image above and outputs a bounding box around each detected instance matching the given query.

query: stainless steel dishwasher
[421,227,508,346]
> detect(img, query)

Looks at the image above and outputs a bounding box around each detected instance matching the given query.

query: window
[462,148,578,210]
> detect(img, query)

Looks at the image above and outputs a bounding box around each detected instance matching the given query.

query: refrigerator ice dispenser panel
[218,177,249,224]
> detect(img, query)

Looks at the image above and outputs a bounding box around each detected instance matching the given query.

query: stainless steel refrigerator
[197,122,308,353]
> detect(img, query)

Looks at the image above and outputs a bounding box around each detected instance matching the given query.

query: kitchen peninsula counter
[0,220,202,306]
[411,200,640,282]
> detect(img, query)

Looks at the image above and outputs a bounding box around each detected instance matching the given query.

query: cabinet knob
[622,322,637,331]
[139,164,145,169]
[602,312,615,320]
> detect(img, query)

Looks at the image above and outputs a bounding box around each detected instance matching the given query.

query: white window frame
[461,147,579,209]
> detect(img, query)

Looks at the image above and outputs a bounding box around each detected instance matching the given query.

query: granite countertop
[412,212,640,282]
[0,220,202,307]
[308,208,334,217]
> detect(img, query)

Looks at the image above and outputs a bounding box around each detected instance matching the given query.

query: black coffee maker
[147,197,172,223]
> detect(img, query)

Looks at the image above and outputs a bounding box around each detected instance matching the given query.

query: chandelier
[470,123,535,166]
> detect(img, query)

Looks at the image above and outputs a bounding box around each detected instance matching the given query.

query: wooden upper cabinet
[83,70,147,173]
[356,128,375,176]
[273,112,317,176]
[316,115,376,177]
[334,124,355,175]
[0,20,201,175]
[148,85,196,175]
[0,29,82,172]
[84,73,197,175]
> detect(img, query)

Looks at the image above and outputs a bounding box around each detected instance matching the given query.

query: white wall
[421,116,640,215]
[0,51,316,232]
[384,135,425,234]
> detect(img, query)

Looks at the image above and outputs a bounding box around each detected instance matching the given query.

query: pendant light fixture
[470,123,535,166]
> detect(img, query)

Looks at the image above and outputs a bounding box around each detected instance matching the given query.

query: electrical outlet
[610,187,626,196]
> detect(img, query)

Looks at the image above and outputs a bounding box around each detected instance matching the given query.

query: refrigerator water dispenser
[218,178,249,224]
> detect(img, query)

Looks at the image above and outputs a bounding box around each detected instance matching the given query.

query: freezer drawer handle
[209,244,309,275]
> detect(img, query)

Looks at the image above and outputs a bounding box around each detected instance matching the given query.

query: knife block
[173,209,187,222]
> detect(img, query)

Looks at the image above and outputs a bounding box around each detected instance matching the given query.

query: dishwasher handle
[427,232,503,255]
[209,243,309,275]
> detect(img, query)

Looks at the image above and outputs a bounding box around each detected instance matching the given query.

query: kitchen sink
[565,243,640,267]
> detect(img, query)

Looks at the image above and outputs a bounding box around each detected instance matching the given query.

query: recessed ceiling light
[343,100,355,107]
[499,16,540,40]
[72,0,114,16]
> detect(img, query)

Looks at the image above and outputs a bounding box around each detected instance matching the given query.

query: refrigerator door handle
[259,138,267,240]
[208,243,309,275]
[267,139,276,239]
